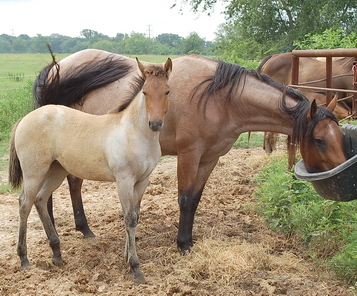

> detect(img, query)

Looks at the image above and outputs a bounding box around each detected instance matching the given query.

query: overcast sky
[0,0,226,41]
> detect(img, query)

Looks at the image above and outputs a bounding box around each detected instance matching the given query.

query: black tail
[33,51,133,108]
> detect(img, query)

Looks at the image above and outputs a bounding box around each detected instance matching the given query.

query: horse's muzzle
[149,120,164,132]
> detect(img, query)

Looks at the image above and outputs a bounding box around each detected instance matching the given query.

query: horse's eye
[315,138,324,146]
[142,91,147,96]
[165,91,170,96]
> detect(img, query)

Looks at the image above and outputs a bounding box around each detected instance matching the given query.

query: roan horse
[34,49,346,256]
[9,58,172,284]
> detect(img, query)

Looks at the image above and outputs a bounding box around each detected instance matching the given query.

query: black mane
[109,75,144,113]
[194,59,338,146]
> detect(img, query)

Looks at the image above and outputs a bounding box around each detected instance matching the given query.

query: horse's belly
[57,150,116,182]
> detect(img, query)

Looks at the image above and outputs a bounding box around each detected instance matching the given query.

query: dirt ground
[0,143,354,295]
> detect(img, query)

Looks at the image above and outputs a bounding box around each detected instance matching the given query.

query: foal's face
[143,74,170,132]
[136,58,172,132]
[301,118,346,173]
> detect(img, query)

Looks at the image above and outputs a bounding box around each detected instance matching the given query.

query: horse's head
[300,96,346,173]
[136,58,172,132]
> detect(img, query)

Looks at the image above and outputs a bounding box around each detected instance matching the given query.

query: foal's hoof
[133,269,146,285]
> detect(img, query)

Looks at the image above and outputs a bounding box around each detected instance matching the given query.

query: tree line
[182,0,357,60]
[1,0,357,62]
[0,29,214,55]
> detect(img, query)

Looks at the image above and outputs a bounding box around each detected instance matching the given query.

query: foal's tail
[8,119,23,190]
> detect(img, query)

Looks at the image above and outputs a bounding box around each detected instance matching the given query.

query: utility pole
[147,25,152,38]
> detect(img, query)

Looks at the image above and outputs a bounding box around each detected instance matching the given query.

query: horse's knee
[125,212,139,228]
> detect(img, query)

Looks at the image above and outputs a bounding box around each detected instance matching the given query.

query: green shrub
[254,156,357,283]
[0,81,33,141]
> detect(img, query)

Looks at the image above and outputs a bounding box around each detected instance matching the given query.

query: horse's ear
[326,94,338,112]
[164,58,172,77]
[136,57,146,77]
[307,99,318,122]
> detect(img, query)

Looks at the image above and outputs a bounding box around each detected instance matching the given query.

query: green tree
[0,37,11,53]
[29,34,48,53]
[180,32,205,54]
[294,29,357,50]
[122,33,151,54]
[156,33,182,48]
[180,0,357,58]
[92,40,115,52]
[12,38,28,53]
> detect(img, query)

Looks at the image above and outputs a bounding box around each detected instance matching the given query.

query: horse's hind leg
[47,175,96,240]
[67,175,96,240]
[17,188,37,269]
[35,163,68,267]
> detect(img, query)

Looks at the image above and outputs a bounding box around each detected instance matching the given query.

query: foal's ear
[326,94,338,112]
[307,99,318,122]
[164,58,172,77]
[136,57,146,77]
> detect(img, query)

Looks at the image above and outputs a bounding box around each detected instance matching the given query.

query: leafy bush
[254,156,357,283]
[294,29,357,50]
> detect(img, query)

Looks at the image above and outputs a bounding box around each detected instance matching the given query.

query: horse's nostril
[149,120,164,131]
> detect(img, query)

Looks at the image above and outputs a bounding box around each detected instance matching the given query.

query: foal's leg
[176,154,219,253]
[18,188,37,269]
[117,177,148,284]
[67,175,96,239]
[35,163,68,267]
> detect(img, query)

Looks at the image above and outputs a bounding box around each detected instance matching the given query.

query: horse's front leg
[176,155,219,253]
[117,177,148,285]
[67,175,96,240]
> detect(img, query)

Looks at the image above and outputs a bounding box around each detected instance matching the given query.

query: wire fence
[0,75,36,92]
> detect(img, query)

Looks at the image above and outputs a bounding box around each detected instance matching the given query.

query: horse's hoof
[83,235,98,243]
[179,246,191,256]
[52,258,63,267]
[21,262,30,271]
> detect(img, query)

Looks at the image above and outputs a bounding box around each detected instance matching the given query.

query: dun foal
[9,58,172,284]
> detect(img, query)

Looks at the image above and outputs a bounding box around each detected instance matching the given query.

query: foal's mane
[110,63,166,113]
[109,75,144,113]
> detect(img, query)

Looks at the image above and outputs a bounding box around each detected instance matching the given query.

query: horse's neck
[232,78,295,135]
[124,94,157,140]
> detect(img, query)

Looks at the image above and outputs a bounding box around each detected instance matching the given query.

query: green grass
[254,156,357,284]
[0,53,70,95]
[234,132,265,148]
[0,82,33,193]
[0,54,179,96]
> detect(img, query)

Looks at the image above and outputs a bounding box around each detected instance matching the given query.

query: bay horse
[263,91,350,155]
[34,49,346,255]
[257,52,355,98]
[9,58,172,284]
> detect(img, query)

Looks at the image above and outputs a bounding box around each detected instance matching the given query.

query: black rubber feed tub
[294,124,357,202]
